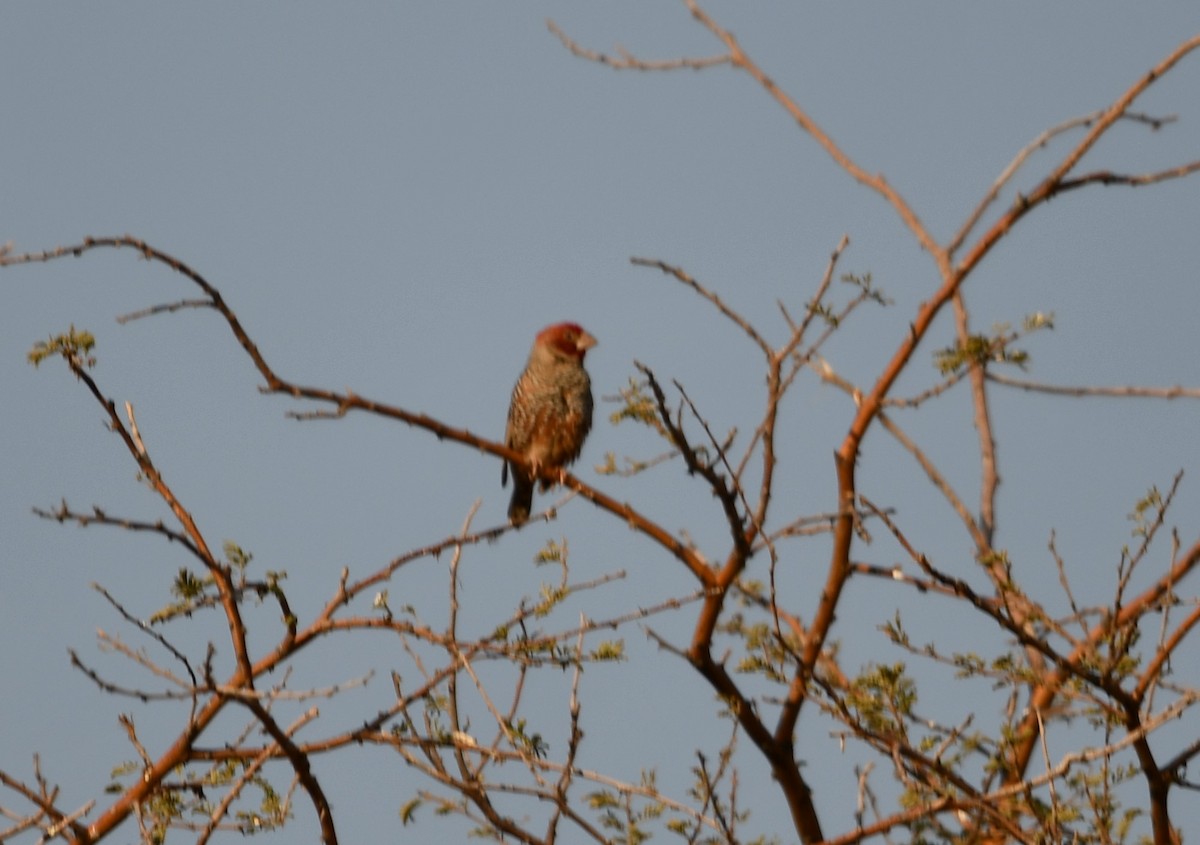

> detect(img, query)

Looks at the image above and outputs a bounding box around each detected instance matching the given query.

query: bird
[502,322,597,525]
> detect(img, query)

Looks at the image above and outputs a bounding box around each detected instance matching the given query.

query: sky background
[2,3,1198,843]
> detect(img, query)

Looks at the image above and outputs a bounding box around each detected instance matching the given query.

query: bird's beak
[576,331,597,352]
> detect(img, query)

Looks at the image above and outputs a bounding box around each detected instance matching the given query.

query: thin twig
[547,19,730,71]
[988,372,1200,399]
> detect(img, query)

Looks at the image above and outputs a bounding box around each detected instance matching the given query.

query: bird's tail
[507,473,534,525]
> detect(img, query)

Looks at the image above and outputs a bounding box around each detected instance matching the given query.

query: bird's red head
[536,322,597,360]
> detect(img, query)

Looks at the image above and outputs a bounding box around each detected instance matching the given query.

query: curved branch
[682,0,944,262]
[238,699,336,845]
[955,33,1200,280]
[1,235,715,591]
[33,502,205,565]
[948,109,1181,255]
[631,257,771,356]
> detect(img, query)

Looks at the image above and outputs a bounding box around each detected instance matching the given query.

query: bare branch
[547,18,730,71]
[32,501,205,563]
[631,257,772,356]
[240,699,337,845]
[3,234,717,595]
[949,109,1180,254]
[988,372,1200,399]
[682,0,945,264]
[0,762,89,843]
[116,298,213,324]
[952,291,999,549]
[1056,159,1200,193]
[956,33,1200,281]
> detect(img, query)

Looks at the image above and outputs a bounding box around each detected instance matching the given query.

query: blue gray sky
[2,3,1198,842]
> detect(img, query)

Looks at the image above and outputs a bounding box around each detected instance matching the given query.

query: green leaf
[28,325,97,369]
[400,797,421,825]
